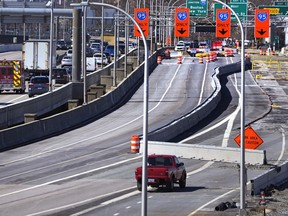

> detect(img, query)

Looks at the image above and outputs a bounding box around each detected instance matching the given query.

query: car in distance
[61,56,72,67]
[56,40,67,50]
[135,154,186,191]
[90,43,101,53]
[93,53,108,65]
[28,76,49,97]
[52,68,70,84]
[175,43,185,51]
[65,49,73,57]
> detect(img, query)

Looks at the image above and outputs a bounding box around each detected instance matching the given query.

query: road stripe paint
[186,189,237,216]
[1,62,183,166]
[0,157,141,199]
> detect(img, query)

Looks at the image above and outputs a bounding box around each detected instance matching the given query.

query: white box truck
[22,40,56,79]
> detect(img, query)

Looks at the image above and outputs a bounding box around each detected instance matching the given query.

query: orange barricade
[199,55,203,64]
[131,135,140,153]
[157,55,162,64]
[177,55,182,64]
[259,48,263,55]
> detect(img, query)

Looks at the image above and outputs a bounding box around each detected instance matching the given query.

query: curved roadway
[0,54,286,216]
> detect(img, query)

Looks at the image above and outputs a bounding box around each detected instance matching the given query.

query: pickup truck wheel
[166,177,174,192]
[137,181,142,191]
[179,172,187,188]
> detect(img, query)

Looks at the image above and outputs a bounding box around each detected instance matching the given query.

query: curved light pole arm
[213,0,246,215]
[89,3,149,216]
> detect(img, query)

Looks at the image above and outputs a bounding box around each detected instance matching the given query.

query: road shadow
[148,186,206,193]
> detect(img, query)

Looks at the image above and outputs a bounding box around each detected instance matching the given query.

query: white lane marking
[221,74,241,147]
[6,94,27,103]
[101,191,140,205]
[275,127,286,165]
[70,191,139,216]
[187,161,214,176]
[187,188,238,216]
[126,206,131,209]
[0,142,129,180]
[1,65,183,166]
[27,186,137,216]
[0,156,141,199]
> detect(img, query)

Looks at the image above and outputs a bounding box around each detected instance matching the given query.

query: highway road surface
[0,54,286,216]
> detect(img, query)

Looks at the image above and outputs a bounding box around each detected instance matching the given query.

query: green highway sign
[213,3,247,21]
[259,5,288,16]
[274,2,288,6]
[229,3,247,21]
[230,0,247,2]
[187,0,208,17]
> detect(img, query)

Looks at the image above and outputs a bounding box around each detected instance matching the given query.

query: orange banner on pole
[134,8,149,37]
[174,8,190,38]
[254,9,270,38]
[216,9,231,38]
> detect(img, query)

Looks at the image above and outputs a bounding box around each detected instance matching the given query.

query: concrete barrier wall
[0,49,159,149]
[146,59,251,141]
[0,84,74,129]
[250,162,288,195]
[0,49,138,129]
[141,141,266,165]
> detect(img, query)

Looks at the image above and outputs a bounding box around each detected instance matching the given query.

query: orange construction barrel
[177,55,182,64]
[131,135,140,153]
[157,55,162,64]
[199,55,203,64]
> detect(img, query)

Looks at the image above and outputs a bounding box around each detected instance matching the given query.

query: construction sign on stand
[216,9,231,38]
[234,127,264,150]
[254,9,270,38]
[134,8,149,37]
[175,8,190,38]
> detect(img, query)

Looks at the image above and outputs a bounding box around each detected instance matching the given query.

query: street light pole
[213,1,246,215]
[49,0,54,92]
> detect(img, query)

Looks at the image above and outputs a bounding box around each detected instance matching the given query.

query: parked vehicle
[104,51,112,63]
[104,45,122,57]
[90,43,101,53]
[135,154,186,191]
[65,49,73,57]
[61,56,72,67]
[56,40,67,50]
[86,57,97,72]
[28,75,49,97]
[52,68,69,84]
[0,60,25,94]
[93,53,108,65]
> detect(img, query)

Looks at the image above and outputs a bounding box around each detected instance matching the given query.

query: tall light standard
[49,0,55,92]
[213,0,246,214]
[89,3,148,216]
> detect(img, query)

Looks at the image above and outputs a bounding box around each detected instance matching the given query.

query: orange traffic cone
[259,48,263,55]
[177,55,182,64]
[157,55,162,64]
[206,55,210,63]
[199,55,203,64]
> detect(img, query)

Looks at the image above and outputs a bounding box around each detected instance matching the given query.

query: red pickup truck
[135,154,187,191]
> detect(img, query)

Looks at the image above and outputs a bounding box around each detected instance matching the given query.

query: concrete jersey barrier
[141,141,266,165]
[0,49,160,150]
[250,161,288,195]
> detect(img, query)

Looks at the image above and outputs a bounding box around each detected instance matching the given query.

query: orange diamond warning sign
[234,127,264,150]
